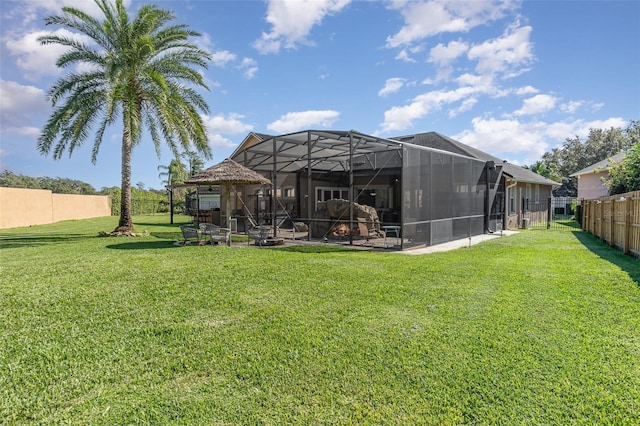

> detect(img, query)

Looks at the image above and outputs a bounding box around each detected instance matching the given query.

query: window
[283,187,295,198]
[535,185,540,204]
[508,187,515,214]
[316,186,349,209]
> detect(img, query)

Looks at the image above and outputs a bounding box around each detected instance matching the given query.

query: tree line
[0,170,171,215]
[524,120,640,196]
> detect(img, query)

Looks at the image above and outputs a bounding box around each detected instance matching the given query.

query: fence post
[623,196,630,255]
[600,199,605,240]
[547,197,551,229]
[610,198,616,247]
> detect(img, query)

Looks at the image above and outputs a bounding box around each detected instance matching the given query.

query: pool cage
[230,130,499,250]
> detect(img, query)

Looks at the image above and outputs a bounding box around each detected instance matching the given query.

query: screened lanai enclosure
[229,130,503,250]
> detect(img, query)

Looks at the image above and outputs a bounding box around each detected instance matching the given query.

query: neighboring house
[570,152,626,199]
[232,132,274,156]
[219,130,561,249]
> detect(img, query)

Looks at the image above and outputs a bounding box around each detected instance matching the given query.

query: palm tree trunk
[117,132,134,231]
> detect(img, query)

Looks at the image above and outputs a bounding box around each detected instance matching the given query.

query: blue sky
[1,0,639,190]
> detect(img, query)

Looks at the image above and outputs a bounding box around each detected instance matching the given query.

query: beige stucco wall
[0,187,111,229]
[52,193,111,223]
[577,171,609,200]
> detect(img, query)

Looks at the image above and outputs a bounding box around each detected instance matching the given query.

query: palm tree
[37,0,212,232]
[158,159,188,188]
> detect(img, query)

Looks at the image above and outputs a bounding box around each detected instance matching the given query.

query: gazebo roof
[184,158,271,186]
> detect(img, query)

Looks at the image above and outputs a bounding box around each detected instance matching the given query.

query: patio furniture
[180,225,201,244]
[210,227,231,246]
[199,223,231,246]
[247,225,271,246]
[199,222,218,234]
[382,225,401,248]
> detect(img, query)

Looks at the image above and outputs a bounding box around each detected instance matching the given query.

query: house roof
[230,129,560,186]
[395,132,561,186]
[569,152,627,177]
[229,132,274,159]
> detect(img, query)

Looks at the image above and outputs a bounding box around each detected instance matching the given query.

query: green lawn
[1,215,639,425]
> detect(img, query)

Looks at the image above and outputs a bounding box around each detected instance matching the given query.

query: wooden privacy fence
[582,190,640,258]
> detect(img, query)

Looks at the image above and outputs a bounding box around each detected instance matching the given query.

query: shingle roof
[395,132,561,186]
[569,152,627,177]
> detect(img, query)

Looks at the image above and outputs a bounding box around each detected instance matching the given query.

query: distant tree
[0,171,97,194]
[39,177,97,194]
[606,144,640,195]
[0,171,42,189]
[185,150,205,176]
[541,120,639,178]
[158,159,188,187]
[523,160,559,181]
[37,0,212,232]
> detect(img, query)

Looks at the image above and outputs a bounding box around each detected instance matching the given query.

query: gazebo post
[183,158,271,242]
[225,182,232,229]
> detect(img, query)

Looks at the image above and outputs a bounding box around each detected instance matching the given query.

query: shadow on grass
[0,234,91,249]
[274,245,363,254]
[106,240,179,250]
[132,221,184,227]
[573,230,640,286]
[150,232,181,240]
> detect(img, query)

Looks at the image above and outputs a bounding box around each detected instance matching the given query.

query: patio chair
[247,226,271,246]
[198,223,226,246]
[180,225,201,244]
[209,227,231,246]
[199,223,218,235]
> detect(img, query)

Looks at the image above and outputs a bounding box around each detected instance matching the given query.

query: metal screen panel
[402,144,487,248]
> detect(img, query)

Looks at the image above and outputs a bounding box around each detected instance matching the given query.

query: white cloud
[559,100,583,114]
[453,116,629,164]
[194,32,215,54]
[514,94,557,116]
[467,23,534,77]
[429,40,468,67]
[515,85,538,96]
[386,0,520,48]
[202,113,254,150]
[11,0,131,24]
[201,41,258,79]
[378,78,406,97]
[454,117,549,160]
[211,50,237,67]
[267,110,340,133]
[239,58,258,79]
[203,113,253,135]
[449,97,477,117]
[573,118,628,137]
[253,0,351,54]
[380,87,475,132]
[208,134,238,150]
[395,49,417,63]
[380,76,501,132]
[3,126,42,138]
[0,80,48,126]
[4,29,92,79]
[467,22,534,77]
